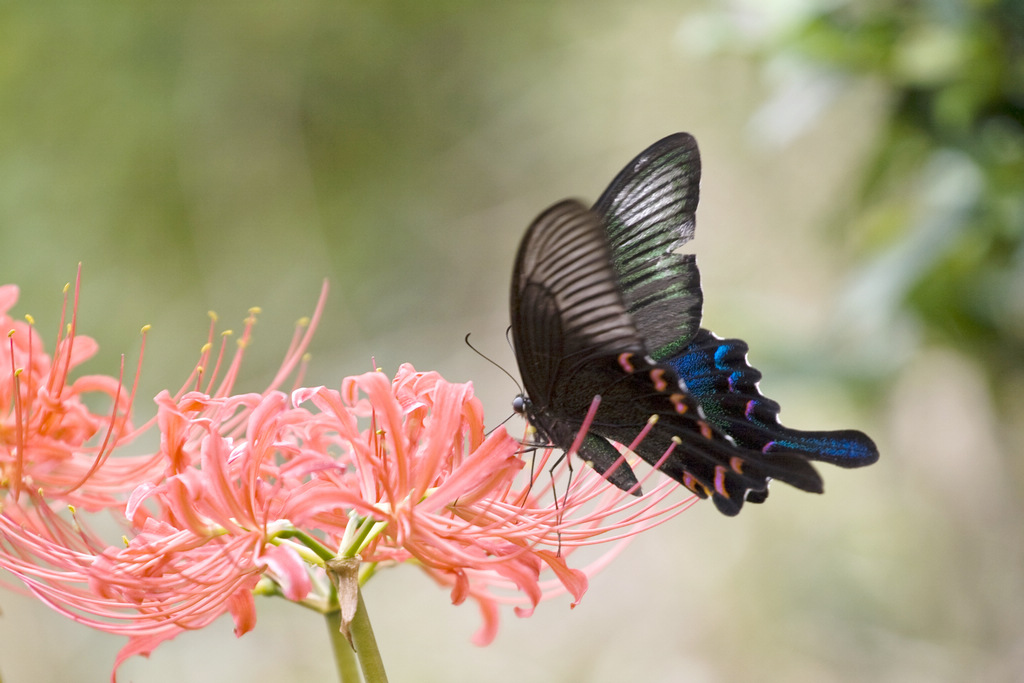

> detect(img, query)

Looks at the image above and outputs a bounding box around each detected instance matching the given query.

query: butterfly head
[512,393,547,443]
[511,394,529,416]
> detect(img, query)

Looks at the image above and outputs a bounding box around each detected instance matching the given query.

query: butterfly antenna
[489,411,517,433]
[464,333,526,438]
[465,332,523,394]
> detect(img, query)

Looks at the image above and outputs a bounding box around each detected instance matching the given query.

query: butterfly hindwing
[570,351,823,515]
[669,329,880,467]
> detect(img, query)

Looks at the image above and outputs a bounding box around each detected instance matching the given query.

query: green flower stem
[342,515,388,558]
[273,528,335,563]
[325,586,388,683]
[326,610,361,683]
[350,584,388,683]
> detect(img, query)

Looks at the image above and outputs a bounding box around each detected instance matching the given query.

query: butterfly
[510,132,878,516]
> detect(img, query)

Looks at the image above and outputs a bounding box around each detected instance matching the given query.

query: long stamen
[8,332,24,499]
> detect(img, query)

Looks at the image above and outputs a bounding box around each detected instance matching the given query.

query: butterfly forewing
[511,199,646,405]
[511,200,651,492]
[593,133,703,361]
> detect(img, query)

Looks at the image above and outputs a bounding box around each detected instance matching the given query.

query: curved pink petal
[227,586,258,637]
[258,545,312,602]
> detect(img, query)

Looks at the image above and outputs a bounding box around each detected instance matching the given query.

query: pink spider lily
[0,274,144,507]
[0,275,695,682]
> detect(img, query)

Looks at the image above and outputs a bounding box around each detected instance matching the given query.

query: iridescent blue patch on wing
[761,432,878,463]
[672,341,717,398]
[728,371,742,391]
[667,329,878,468]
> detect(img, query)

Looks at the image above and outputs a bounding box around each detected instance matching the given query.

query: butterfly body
[510,133,878,515]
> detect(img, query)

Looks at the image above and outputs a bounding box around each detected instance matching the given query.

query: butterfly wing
[511,199,648,492]
[669,329,880,467]
[510,200,823,514]
[593,133,879,475]
[582,350,824,515]
[593,133,703,361]
[511,199,647,409]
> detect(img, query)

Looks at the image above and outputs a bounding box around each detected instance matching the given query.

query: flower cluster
[0,274,693,680]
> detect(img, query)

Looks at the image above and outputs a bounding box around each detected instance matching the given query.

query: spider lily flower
[291,366,698,644]
[0,277,695,681]
[0,276,146,508]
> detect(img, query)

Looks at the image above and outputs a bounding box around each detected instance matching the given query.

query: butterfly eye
[511,395,527,415]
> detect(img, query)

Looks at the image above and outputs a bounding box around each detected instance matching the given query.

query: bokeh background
[1,1,1022,681]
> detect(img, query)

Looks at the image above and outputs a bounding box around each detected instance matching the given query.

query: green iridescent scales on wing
[592,134,703,362]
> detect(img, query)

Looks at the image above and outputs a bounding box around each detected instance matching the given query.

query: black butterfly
[510,133,878,516]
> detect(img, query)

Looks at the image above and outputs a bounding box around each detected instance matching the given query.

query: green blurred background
[1,1,1022,681]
